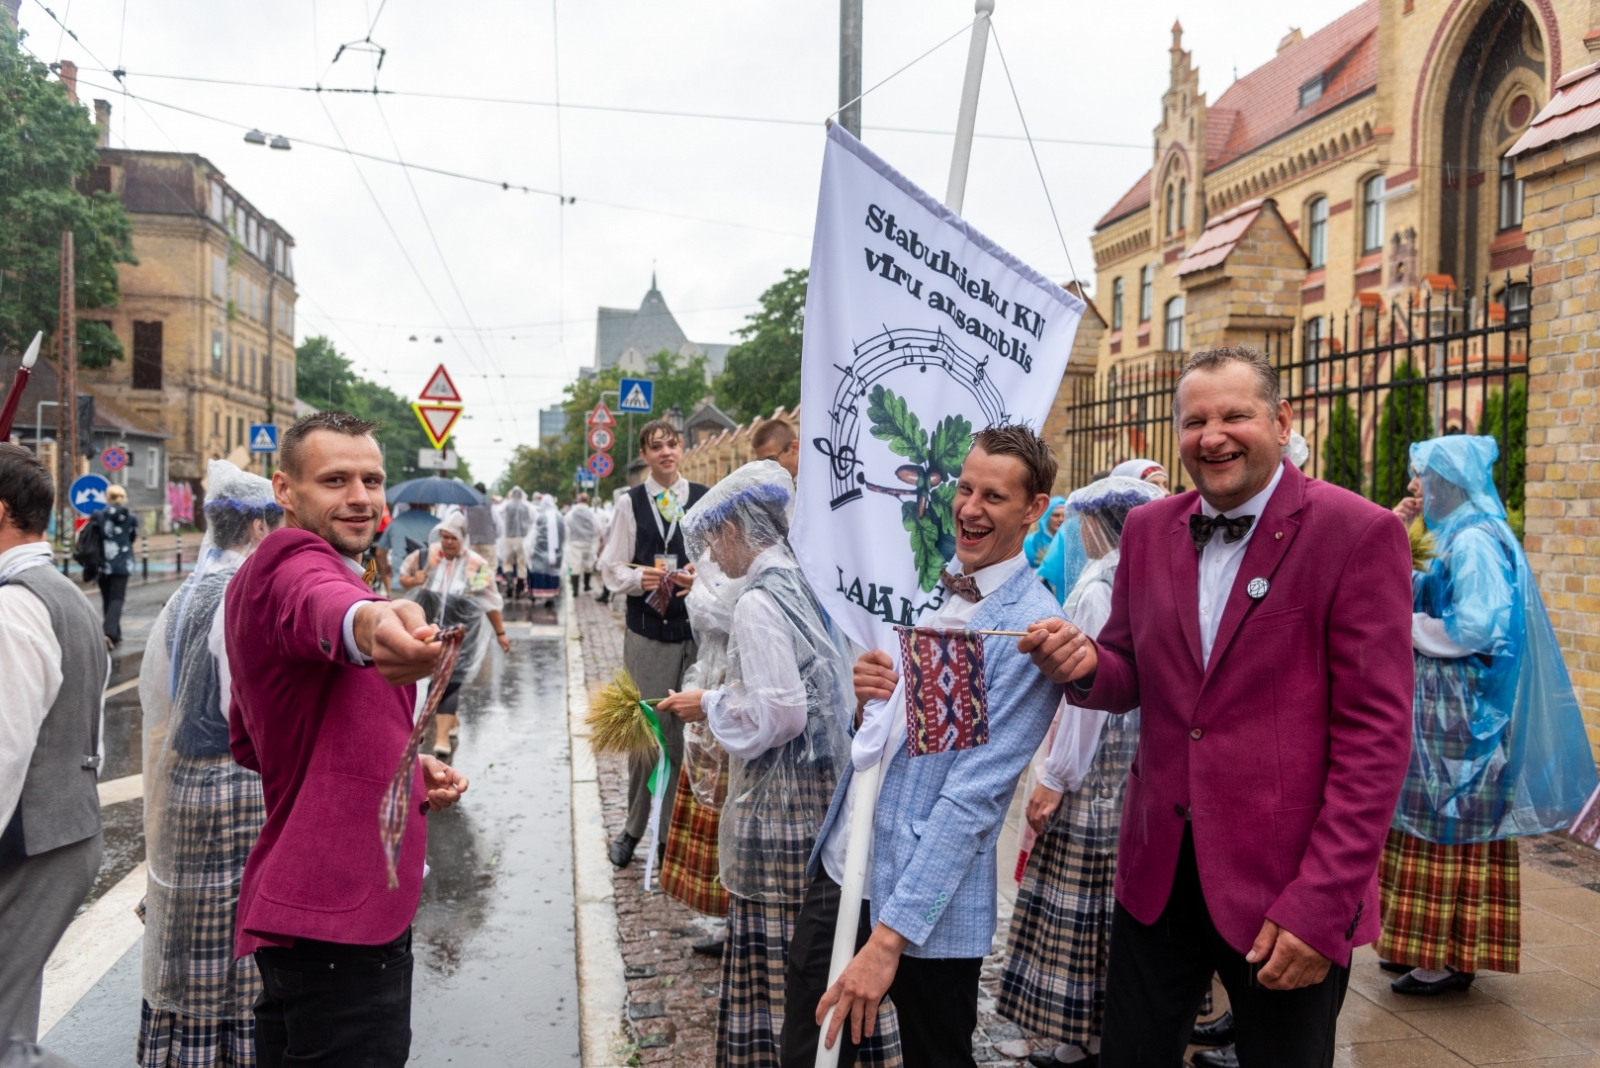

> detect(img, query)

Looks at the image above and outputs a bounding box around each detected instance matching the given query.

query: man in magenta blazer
[227,411,469,1068]
[1023,348,1413,1067]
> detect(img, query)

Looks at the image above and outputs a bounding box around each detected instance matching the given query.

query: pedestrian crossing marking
[621,383,649,411]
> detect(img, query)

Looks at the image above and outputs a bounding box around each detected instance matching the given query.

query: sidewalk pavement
[572,593,1600,1068]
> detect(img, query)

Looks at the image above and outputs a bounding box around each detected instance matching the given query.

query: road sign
[417,448,460,471]
[587,402,615,427]
[418,364,462,403]
[100,446,128,472]
[411,402,463,450]
[248,423,279,453]
[587,426,614,451]
[618,378,654,413]
[586,452,615,478]
[69,473,109,515]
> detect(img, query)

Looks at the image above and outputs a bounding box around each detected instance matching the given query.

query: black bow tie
[939,568,984,603]
[1189,512,1255,551]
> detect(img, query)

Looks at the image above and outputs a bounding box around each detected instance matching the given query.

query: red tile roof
[1094,0,1378,233]
[1508,61,1600,157]
[1172,199,1266,276]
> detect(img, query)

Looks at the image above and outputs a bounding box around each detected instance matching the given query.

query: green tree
[1479,377,1528,513]
[644,349,711,422]
[294,336,472,487]
[1374,359,1431,507]
[0,25,135,367]
[1321,397,1363,493]
[714,267,806,422]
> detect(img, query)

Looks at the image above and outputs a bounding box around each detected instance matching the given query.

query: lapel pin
[1247,577,1270,600]
[1274,531,1283,540]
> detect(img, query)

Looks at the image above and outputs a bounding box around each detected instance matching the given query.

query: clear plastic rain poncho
[680,554,745,809]
[140,460,283,1019]
[525,493,564,577]
[399,511,501,697]
[1395,435,1598,844]
[682,461,852,902]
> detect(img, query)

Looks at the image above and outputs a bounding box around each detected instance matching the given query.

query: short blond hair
[106,484,128,503]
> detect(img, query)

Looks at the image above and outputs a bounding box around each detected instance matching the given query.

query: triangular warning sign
[587,403,615,427]
[250,426,276,450]
[419,364,462,403]
[621,383,649,410]
[411,402,463,450]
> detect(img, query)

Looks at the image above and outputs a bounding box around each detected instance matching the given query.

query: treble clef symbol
[812,436,864,482]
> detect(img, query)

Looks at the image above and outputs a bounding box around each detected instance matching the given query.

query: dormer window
[1299,77,1324,108]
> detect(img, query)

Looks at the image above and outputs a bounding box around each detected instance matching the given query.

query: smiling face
[951,445,1050,574]
[1175,362,1292,514]
[271,429,385,557]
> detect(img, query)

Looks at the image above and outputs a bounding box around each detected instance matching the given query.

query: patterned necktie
[939,568,984,603]
[1189,512,1255,551]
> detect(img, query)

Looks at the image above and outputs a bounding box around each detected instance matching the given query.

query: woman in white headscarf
[138,461,283,1068]
[399,510,509,759]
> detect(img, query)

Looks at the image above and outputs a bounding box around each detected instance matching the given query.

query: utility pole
[58,230,77,541]
[944,0,993,215]
[838,0,863,138]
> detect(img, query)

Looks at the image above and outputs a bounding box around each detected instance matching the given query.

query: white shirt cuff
[343,601,371,665]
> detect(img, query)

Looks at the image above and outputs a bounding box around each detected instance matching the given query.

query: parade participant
[465,483,503,573]
[751,418,800,479]
[1110,458,1169,491]
[397,510,509,760]
[226,412,468,1068]
[0,443,107,1053]
[96,482,137,646]
[527,493,564,603]
[1379,436,1596,995]
[599,419,706,868]
[998,476,1163,1068]
[655,461,858,1068]
[138,460,283,1068]
[799,424,1064,1068]
[1025,496,1068,569]
[499,487,534,598]
[565,492,601,597]
[1022,347,1414,1068]
[1037,509,1088,606]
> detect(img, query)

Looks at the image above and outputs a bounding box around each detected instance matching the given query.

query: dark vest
[0,563,107,867]
[625,480,706,643]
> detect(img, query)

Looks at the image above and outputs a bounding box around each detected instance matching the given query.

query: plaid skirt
[997,819,1116,1045]
[716,893,903,1068]
[138,1002,256,1068]
[661,771,729,917]
[1377,829,1520,974]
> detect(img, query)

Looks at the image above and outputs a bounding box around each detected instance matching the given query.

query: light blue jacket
[807,561,1064,959]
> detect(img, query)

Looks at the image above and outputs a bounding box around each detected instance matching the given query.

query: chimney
[1277,28,1304,54]
[93,99,111,146]
[58,59,77,104]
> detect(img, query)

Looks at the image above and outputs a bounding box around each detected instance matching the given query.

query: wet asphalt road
[41,575,580,1066]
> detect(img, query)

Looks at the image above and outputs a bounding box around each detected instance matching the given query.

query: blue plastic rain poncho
[1024,496,1068,570]
[1036,514,1086,606]
[1394,435,1597,844]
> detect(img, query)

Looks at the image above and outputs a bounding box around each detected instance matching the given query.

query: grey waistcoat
[0,565,106,863]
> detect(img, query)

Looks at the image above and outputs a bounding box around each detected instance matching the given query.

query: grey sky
[25,0,1358,479]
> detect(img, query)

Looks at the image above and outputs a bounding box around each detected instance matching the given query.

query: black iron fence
[1057,270,1532,513]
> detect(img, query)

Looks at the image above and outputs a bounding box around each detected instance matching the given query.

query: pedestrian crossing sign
[619,377,653,413]
[248,423,279,452]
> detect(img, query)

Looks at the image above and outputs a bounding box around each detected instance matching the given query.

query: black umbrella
[386,476,486,506]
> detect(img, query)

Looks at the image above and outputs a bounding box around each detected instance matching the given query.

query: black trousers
[254,929,414,1067]
[781,874,875,1068]
[97,573,127,643]
[1101,828,1349,1068]
[890,954,983,1068]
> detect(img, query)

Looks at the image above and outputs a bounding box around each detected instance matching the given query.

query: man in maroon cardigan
[1023,348,1413,1068]
[227,411,469,1068]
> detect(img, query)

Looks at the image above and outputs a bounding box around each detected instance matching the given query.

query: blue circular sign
[69,473,110,515]
[100,446,128,472]
[586,452,614,478]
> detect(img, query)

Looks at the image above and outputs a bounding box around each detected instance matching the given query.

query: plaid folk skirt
[1378,829,1520,974]
[138,1002,256,1068]
[661,771,729,917]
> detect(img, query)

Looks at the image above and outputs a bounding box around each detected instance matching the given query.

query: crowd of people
[0,341,1595,1068]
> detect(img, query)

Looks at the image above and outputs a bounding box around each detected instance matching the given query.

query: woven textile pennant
[899,626,989,758]
[380,624,466,889]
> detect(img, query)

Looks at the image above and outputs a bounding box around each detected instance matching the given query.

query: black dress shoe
[1391,969,1475,996]
[609,831,639,868]
[1378,958,1412,974]
[1190,1009,1233,1047]
[690,935,725,958]
[1189,1044,1238,1068]
[1027,1049,1096,1068]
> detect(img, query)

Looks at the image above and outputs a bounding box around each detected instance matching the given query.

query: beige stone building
[78,142,298,486]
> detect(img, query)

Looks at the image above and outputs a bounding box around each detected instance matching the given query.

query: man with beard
[226,411,469,1067]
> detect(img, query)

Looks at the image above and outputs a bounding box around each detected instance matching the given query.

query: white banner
[792,123,1084,655]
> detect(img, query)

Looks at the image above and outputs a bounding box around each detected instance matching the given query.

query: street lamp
[244,129,292,151]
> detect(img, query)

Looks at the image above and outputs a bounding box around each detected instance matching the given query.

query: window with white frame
[1111,277,1124,331]
[145,447,160,489]
[1304,316,1324,388]
[1307,197,1328,268]
[1499,155,1524,231]
[1139,264,1154,323]
[1163,295,1185,352]
[1362,175,1385,253]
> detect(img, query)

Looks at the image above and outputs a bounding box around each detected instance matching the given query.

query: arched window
[1178,178,1187,231]
[1362,174,1385,253]
[1165,183,1175,236]
[1163,295,1185,352]
[1111,277,1124,331]
[1307,196,1328,268]
[1139,264,1154,323]
[1499,155,1524,231]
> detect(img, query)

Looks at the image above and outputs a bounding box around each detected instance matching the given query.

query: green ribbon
[640,700,669,794]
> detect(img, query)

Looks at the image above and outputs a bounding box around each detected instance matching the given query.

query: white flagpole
[814,8,993,1064]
